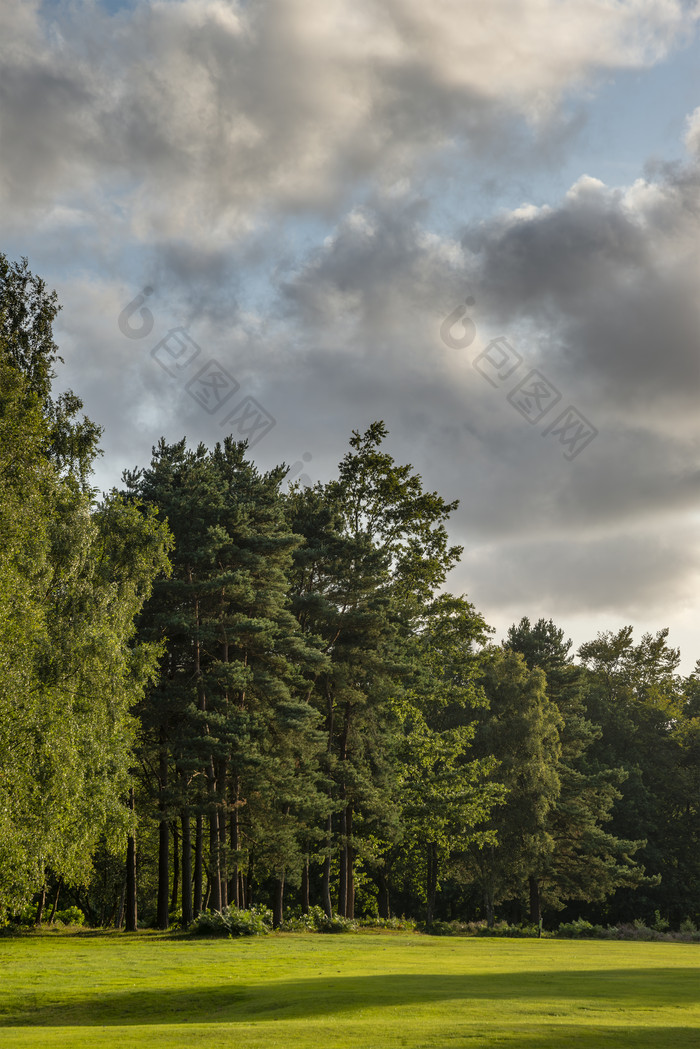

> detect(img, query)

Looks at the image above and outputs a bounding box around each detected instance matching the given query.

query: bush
[419,919,542,938]
[189,906,271,938]
[285,906,357,933]
[53,906,85,927]
[424,920,460,936]
[359,916,416,931]
[556,918,607,939]
[13,904,37,927]
[652,910,670,933]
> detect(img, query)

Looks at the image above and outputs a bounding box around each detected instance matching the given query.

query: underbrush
[189,906,272,937]
[554,915,700,943]
[8,904,86,929]
[419,913,700,942]
[188,905,416,937]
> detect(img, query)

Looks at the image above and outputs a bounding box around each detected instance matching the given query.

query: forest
[2,253,700,934]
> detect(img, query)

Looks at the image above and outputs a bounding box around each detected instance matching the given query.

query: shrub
[53,906,85,927]
[424,920,455,936]
[296,906,358,933]
[13,904,38,927]
[189,906,271,938]
[556,919,607,939]
[652,910,670,933]
[359,916,416,931]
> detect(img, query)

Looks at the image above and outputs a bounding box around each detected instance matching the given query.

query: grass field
[0,930,699,1048]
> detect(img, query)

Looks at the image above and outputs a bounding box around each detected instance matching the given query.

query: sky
[2,0,700,668]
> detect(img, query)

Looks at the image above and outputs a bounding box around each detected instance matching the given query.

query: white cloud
[5,0,700,665]
[0,0,695,241]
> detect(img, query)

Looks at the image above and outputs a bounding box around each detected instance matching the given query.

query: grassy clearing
[0,930,699,1048]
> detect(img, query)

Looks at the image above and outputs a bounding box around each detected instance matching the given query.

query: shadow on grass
[1,968,698,1028]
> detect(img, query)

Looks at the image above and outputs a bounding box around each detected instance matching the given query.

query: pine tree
[285,423,464,917]
[505,618,648,919]
[126,437,327,924]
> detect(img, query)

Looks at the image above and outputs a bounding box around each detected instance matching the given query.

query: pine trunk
[322,688,334,919]
[218,789,228,909]
[193,813,203,916]
[529,876,541,927]
[181,809,193,925]
[125,788,138,932]
[346,806,355,919]
[246,851,254,907]
[322,813,333,918]
[377,868,390,919]
[157,746,169,929]
[338,805,348,918]
[301,856,310,914]
[229,779,240,908]
[208,809,221,911]
[170,822,179,913]
[273,874,285,929]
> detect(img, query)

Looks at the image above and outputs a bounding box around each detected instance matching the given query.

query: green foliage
[53,907,85,927]
[6,257,700,935]
[0,258,172,914]
[556,918,607,938]
[423,919,542,938]
[189,906,272,937]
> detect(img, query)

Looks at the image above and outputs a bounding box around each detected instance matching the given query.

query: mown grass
[0,929,699,1048]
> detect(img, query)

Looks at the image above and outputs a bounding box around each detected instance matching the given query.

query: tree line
[2,255,700,932]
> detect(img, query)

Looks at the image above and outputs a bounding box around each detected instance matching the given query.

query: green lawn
[0,930,699,1048]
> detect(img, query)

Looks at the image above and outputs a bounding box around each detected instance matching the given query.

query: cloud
[261,115,700,623]
[5,0,700,657]
[0,0,695,241]
[460,523,700,617]
[684,104,700,156]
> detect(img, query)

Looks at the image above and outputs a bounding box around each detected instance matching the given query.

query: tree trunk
[170,822,180,914]
[207,755,221,911]
[246,851,254,907]
[193,813,203,916]
[529,875,541,927]
[337,703,350,917]
[377,868,390,920]
[218,795,228,909]
[346,806,355,919]
[208,809,221,911]
[157,746,169,929]
[35,881,46,926]
[115,880,125,929]
[125,788,138,932]
[322,687,334,920]
[181,809,193,926]
[301,856,310,914]
[482,849,495,929]
[426,841,438,927]
[322,814,333,918]
[338,806,347,918]
[49,877,63,925]
[273,874,285,929]
[229,778,240,908]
